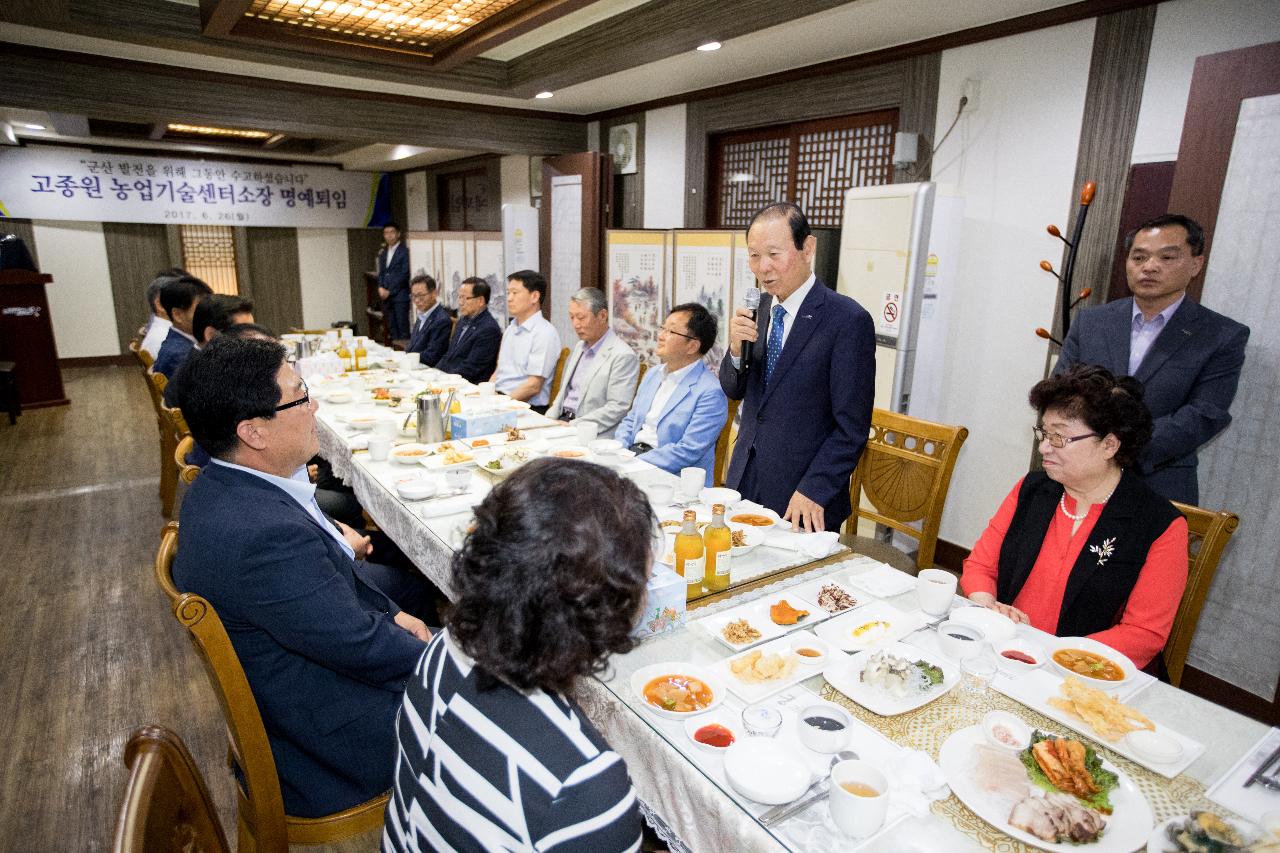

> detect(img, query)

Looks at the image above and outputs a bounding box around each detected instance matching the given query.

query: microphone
[741,286,761,370]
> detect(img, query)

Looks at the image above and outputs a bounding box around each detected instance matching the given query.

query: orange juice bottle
[353,337,367,371]
[704,503,732,592]
[336,339,352,372]
[674,509,705,601]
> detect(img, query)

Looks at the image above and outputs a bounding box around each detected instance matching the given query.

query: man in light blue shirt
[493,269,562,411]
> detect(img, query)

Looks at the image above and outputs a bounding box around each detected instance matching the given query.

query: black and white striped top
[381,631,642,853]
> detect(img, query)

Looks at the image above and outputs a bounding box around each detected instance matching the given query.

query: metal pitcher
[415,388,457,444]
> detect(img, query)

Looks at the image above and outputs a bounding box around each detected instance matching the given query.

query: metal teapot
[415,388,457,444]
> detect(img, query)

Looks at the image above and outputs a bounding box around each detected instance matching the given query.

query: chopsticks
[1243,742,1280,789]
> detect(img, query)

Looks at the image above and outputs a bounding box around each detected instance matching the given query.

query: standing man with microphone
[720,203,876,533]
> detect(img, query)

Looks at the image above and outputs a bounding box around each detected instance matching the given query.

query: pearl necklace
[1059,482,1119,522]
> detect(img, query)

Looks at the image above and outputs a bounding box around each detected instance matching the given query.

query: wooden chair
[547,346,570,405]
[172,593,388,852]
[175,436,202,484]
[146,373,182,517]
[842,408,969,573]
[636,361,648,393]
[154,522,181,604]
[1162,502,1240,687]
[713,398,741,488]
[112,724,231,853]
[128,339,153,372]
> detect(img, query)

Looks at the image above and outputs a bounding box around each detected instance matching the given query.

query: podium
[0,270,69,408]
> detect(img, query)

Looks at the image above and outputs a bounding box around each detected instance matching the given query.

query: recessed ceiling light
[167,123,273,140]
[696,41,721,52]
[22,123,47,130]
[535,91,554,99]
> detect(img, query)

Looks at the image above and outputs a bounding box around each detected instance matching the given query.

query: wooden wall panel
[600,112,645,229]
[348,228,385,337]
[102,222,174,350]
[1107,161,1175,301]
[1056,5,1156,326]
[235,228,304,335]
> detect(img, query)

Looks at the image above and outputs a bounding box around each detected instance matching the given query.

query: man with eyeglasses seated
[614,303,727,485]
[171,336,431,820]
[435,277,502,384]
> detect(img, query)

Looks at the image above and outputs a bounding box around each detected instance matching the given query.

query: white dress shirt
[495,311,562,407]
[209,459,354,560]
[731,274,817,368]
[1129,294,1184,375]
[413,302,439,335]
[634,360,700,447]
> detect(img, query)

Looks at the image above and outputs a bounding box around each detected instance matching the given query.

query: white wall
[295,228,353,329]
[930,20,1096,549]
[32,220,120,359]
[643,104,687,229]
[1131,0,1280,163]
[499,155,532,209]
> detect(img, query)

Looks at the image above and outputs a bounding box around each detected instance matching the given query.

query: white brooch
[1089,537,1116,566]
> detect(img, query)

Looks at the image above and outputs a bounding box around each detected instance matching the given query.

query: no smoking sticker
[877,290,902,339]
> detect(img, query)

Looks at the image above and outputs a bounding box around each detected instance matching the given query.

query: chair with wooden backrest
[635,361,648,392]
[842,408,969,573]
[175,436,202,484]
[1163,502,1240,687]
[713,398,741,488]
[112,724,231,853]
[147,373,182,517]
[128,339,153,372]
[154,522,181,604]
[547,346,570,405]
[172,593,388,853]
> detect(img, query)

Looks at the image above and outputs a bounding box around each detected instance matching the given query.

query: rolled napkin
[764,529,842,558]
[415,492,484,519]
[884,749,949,819]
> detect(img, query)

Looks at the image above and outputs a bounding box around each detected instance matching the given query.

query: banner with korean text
[0,147,387,229]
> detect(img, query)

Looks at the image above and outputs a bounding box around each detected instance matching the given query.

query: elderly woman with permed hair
[382,457,653,853]
[961,366,1189,668]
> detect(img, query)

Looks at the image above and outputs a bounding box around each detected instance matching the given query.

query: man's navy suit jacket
[436,310,502,384]
[1056,296,1249,505]
[719,281,875,531]
[172,462,425,817]
[377,244,410,301]
[406,306,452,367]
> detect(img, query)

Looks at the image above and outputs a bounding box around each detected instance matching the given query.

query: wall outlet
[961,79,981,113]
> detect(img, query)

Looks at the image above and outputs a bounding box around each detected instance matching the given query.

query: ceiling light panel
[243,0,522,51]
[167,123,274,139]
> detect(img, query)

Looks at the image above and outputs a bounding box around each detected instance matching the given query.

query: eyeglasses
[658,325,697,342]
[457,293,477,301]
[274,380,311,413]
[1032,426,1099,448]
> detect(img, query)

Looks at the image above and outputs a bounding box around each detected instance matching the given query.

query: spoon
[759,748,859,826]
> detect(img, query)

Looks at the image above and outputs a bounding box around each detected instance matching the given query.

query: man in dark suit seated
[171,336,430,819]
[152,276,212,380]
[720,202,876,533]
[163,294,255,408]
[1056,214,1250,505]
[405,274,451,367]
[377,222,411,348]
[435,277,502,384]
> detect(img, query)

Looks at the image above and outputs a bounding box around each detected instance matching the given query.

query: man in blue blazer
[436,277,502,384]
[615,303,728,485]
[377,222,411,346]
[171,336,429,819]
[721,203,875,533]
[405,274,451,367]
[152,275,212,380]
[1056,214,1249,505]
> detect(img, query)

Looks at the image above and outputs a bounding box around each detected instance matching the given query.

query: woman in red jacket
[961,366,1188,668]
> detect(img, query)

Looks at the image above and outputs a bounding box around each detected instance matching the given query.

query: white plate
[346,416,378,431]
[729,523,765,557]
[813,600,925,652]
[475,449,533,478]
[710,632,824,703]
[1145,814,1265,853]
[394,476,438,501]
[390,443,433,464]
[950,606,1019,645]
[783,577,868,618]
[1048,637,1138,691]
[842,563,918,598]
[696,602,791,651]
[629,662,725,720]
[415,441,478,469]
[991,667,1203,779]
[722,738,813,805]
[940,725,1153,853]
[544,445,592,461]
[823,641,958,716]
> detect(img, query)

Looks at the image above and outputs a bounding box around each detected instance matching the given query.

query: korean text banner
[0,148,387,229]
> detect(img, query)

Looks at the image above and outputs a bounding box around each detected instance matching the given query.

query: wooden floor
[0,366,379,852]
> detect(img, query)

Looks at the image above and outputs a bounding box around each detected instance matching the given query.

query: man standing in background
[377,222,410,348]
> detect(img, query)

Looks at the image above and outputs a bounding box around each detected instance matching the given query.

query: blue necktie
[765,304,786,383]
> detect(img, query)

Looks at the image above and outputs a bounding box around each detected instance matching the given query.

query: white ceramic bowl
[588,438,624,457]
[1048,636,1136,690]
[1124,729,1183,764]
[645,483,674,506]
[949,606,1017,645]
[700,487,742,508]
[790,635,830,667]
[796,702,854,754]
[442,466,472,492]
[682,709,742,755]
[722,738,812,805]
[982,710,1032,752]
[936,621,985,660]
[395,476,438,501]
[324,390,353,404]
[346,415,378,431]
[993,638,1047,671]
[629,662,724,720]
[391,443,433,465]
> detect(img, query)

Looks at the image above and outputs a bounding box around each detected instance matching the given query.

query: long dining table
[313,364,1273,853]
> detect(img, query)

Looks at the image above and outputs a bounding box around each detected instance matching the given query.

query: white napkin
[1206,726,1280,823]
[884,749,950,818]
[531,425,578,440]
[765,529,842,558]
[847,563,917,597]
[415,492,483,518]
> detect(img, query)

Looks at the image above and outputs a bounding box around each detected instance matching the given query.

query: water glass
[961,657,998,697]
